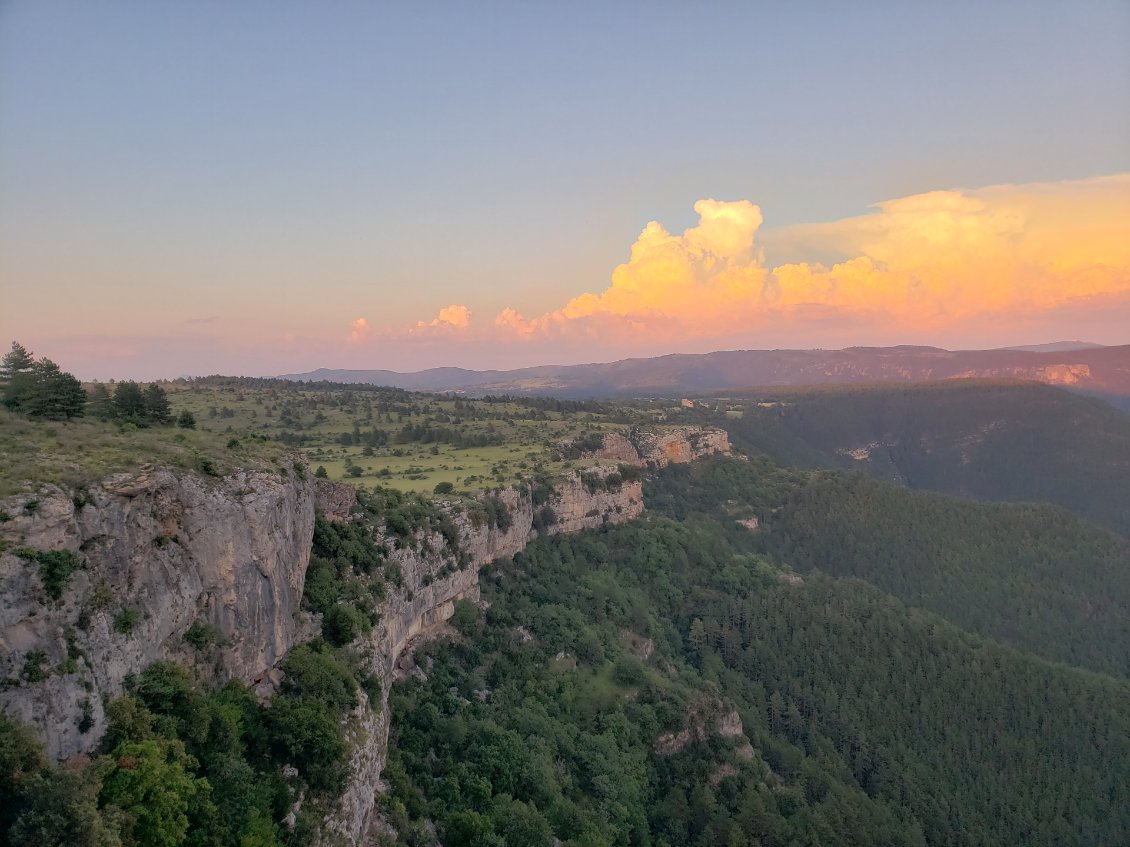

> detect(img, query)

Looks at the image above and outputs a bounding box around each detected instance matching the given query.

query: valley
[1,375,1129,846]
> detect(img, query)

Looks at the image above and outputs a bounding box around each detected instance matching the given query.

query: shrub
[292,461,307,481]
[183,621,223,649]
[612,655,647,686]
[533,505,557,534]
[16,547,82,601]
[321,604,369,647]
[314,466,328,479]
[450,598,480,635]
[21,650,49,683]
[195,457,220,477]
[278,642,357,713]
[433,481,455,495]
[113,608,140,635]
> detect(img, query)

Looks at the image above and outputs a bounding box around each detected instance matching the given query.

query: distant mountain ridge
[1005,340,1107,352]
[279,343,1130,402]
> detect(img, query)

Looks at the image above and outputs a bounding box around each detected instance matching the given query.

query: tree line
[2,342,195,428]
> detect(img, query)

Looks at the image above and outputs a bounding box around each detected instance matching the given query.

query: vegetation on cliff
[0,644,377,847]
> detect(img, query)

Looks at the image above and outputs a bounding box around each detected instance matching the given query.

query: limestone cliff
[323,469,645,842]
[324,429,728,841]
[0,426,727,844]
[0,463,316,760]
[577,425,731,467]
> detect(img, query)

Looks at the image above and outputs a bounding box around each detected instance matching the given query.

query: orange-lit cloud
[415,304,472,332]
[346,317,371,343]
[489,174,1130,345]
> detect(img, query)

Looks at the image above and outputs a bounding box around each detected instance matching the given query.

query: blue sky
[1,1,1128,378]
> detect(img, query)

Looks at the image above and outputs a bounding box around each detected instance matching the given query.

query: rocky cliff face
[0,425,727,844]
[326,428,728,842]
[583,425,731,467]
[0,464,315,760]
[324,470,646,842]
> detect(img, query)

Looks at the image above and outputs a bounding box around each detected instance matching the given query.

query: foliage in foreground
[0,644,367,847]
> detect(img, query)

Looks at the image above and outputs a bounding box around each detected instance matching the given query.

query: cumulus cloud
[346,317,371,343]
[492,174,1130,344]
[415,304,472,332]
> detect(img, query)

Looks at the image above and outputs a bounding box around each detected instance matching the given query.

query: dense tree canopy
[1,343,86,420]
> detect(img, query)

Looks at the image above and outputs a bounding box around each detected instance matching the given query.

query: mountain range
[280,342,1130,405]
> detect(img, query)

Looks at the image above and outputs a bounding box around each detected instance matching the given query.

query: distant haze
[277,343,1130,404]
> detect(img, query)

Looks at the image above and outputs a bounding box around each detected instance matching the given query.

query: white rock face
[0,464,316,760]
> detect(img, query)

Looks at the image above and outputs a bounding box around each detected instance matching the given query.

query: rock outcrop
[0,464,316,760]
[577,425,730,467]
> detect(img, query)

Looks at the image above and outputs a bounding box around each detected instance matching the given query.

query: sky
[1,1,1128,380]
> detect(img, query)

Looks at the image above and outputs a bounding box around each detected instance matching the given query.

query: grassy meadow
[2,378,699,497]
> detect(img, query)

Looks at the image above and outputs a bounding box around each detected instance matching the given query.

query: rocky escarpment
[0,463,316,759]
[324,468,646,842]
[576,425,731,467]
[0,425,728,844]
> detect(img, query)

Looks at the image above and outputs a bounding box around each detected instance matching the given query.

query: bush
[451,599,480,635]
[21,650,48,683]
[322,604,369,647]
[16,547,82,601]
[266,697,348,793]
[433,481,455,495]
[113,608,140,635]
[195,457,220,477]
[278,642,357,713]
[183,621,223,649]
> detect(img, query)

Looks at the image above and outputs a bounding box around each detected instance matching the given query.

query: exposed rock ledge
[577,426,731,467]
[0,463,316,760]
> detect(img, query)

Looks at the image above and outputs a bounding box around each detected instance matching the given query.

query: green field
[163,380,642,493]
[2,378,703,498]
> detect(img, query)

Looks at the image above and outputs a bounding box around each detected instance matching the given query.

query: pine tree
[176,410,196,429]
[86,384,114,420]
[143,384,172,425]
[24,359,86,419]
[112,381,147,422]
[1,342,36,411]
[1,346,85,419]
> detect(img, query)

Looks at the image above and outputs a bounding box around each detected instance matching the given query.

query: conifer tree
[143,384,172,424]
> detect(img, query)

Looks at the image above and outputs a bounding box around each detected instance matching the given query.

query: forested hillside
[716,381,1130,536]
[383,517,1130,846]
[648,455,1130,677]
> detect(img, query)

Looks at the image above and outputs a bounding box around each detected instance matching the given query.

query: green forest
[711,381,1130,536]
[381,515,1130,846]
